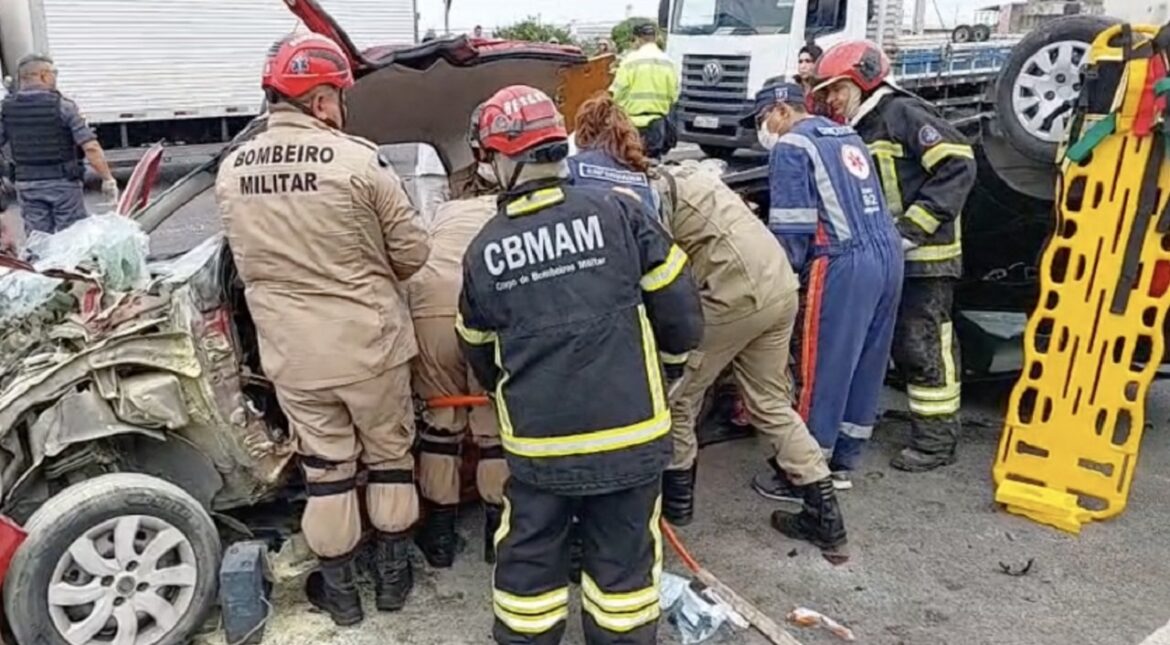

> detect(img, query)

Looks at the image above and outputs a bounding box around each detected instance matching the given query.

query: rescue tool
[994,22,1170,533]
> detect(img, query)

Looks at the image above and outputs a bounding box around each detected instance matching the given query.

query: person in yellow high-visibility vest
[611,22,679,159]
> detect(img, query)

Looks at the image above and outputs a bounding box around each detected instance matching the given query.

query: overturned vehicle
[0,4,611,644]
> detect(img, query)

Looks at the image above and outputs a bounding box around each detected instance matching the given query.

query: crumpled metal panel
[32,388,164,461]
[0,388,164,502]
[0,329,201,435]
[114,372,191,430]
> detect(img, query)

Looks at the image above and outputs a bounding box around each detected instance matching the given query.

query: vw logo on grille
[701,61,723,86]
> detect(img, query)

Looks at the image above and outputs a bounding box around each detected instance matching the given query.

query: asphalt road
[7,149,1170,645]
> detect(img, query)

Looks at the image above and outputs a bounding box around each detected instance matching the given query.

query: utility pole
[913,0,927,33]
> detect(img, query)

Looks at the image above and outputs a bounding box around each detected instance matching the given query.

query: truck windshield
[672,0,795,35]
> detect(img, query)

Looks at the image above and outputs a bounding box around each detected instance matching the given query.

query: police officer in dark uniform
[814,40,977,472]
[0,54,117,234]
[457,85,703,645]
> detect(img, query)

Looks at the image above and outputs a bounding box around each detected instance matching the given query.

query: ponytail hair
[574,93,651,173]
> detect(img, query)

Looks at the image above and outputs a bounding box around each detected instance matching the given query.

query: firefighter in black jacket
[813,41,977,472]
[457,85,704,645]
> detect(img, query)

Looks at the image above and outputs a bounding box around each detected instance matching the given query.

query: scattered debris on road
[998,558,1036,577]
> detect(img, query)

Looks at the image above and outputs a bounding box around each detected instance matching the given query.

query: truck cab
[661,0,870,154]
[660,0,1014,158]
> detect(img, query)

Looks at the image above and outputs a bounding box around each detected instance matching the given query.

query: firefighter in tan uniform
[405,191,510,568]
[655,161,847,552]
[215,35,430,626]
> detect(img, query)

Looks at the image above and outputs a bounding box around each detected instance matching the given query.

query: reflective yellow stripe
[494,604,569,634]
[649,495,663,586]
[581,575,659,612]
[907,321,960,416]
[640,245,687,292]
[639,306,666,414]
[869,142,905,217]
[505,187,566,217]
[907,383,961,401]
[455,313,496,345]
[502,409,671,457]
[493,495,512,550]
[921,143,975,172]
[660,351,688,365]
[908,398,961,415]
[905,240,961,262]
[494,339,516,438]
[493,587,570,615]
[903,204,941,235]
[868,141,904,156]
[493,306,667,457]
[582,597,661,633]
[941,321,958,392]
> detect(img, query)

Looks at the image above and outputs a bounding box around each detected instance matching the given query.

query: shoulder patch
[918,124,942,148]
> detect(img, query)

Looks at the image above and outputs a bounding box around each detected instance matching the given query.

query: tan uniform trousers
[412,317,509,506]
[668,293,831,485]
[276,365,419,559]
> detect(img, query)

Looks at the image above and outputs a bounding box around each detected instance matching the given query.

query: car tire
[4,473,221,645]
[994,15,1117,164]
[972,24,992,42]
[952,24,972,43]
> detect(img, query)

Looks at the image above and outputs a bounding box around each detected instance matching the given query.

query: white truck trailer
[0,0,417,166]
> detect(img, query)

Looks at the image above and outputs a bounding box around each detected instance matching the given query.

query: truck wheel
[972,24,992,42]
[995,15,1116,164]
[4,474,221,645]
[952,25,972,43]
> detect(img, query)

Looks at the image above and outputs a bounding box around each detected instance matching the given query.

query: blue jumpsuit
[568,149,661,219]
[768,117,904,470]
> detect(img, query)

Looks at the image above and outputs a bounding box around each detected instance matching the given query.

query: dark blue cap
[740,81,806,126]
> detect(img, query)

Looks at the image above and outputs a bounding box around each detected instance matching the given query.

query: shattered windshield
[672,0,795,35]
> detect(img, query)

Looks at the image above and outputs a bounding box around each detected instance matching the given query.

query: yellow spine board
[993,25,1170,533]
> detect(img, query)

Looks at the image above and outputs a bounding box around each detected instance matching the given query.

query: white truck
[658,0,1021,158]
[0,0,417,167]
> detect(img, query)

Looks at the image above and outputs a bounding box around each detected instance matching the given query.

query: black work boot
[770,478,848,551]
[373,531,414,612]
[662,465,697,526]
[305,552,364,626]
[416,502,458,568]
[483,503,503,564]
[890,447,958,472]
[750,459,803,503]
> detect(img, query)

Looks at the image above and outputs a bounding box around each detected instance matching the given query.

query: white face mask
[757,124,781,151]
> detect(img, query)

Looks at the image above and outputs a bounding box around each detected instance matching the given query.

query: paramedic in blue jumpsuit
[745,82,903,499]
[568,93,661,219]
